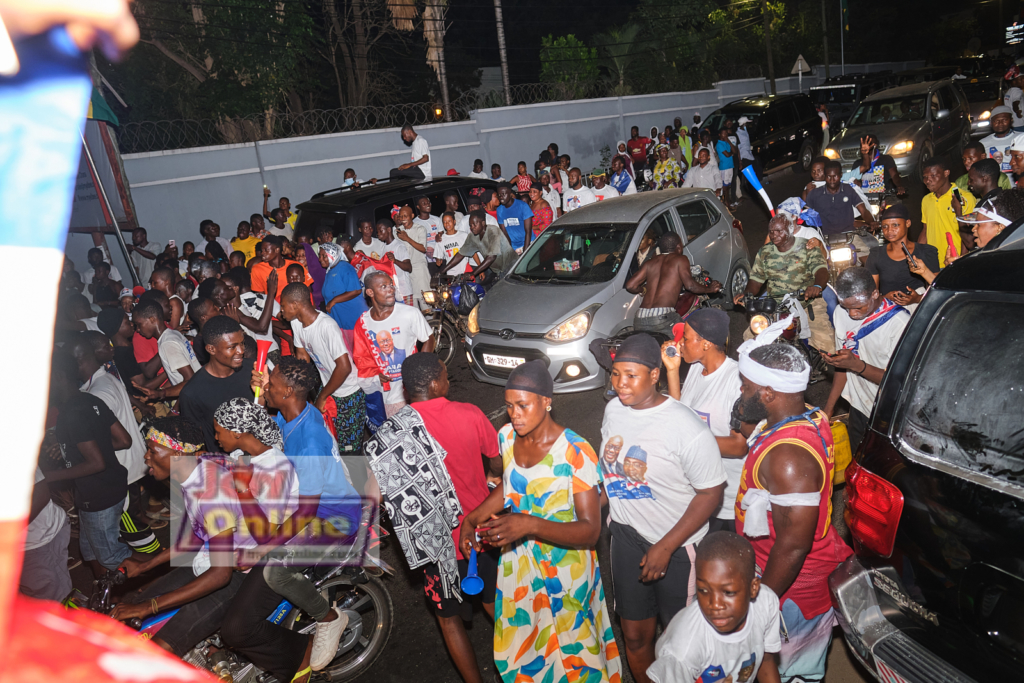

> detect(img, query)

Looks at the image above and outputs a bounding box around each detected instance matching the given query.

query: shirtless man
[625,232,721,337]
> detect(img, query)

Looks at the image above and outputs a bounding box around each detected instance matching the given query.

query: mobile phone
[168,239,176,248]
[951,187,963,206]
[900,242,916,267]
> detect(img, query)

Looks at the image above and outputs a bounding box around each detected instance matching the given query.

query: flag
[86,86,119,126]
[742,166,774,217]
[841,0,849,31]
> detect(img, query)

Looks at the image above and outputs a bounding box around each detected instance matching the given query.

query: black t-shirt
[55,392,128,511]
[178,357,255,452]
[867,243,940,296]
[192,333,210,365]
[850,154,898,193]
[113,345,143,396]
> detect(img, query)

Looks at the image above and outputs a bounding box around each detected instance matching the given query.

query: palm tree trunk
[423,0,450,121]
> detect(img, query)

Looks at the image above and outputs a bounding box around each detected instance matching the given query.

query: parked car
[463,189,750,393]
[824,79,972,180]
[809,71,895,131]
[701,94,824,173]
[960,77,1006,137]
[829,222,1024,682]
[293,177,499,240]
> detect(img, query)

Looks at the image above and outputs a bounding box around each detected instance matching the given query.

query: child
[648,532,781,683]
[178,241,194,277]
[285,262,306,285]
[436,211,471,272]
[801,157,827,201]
[490,163,504,182]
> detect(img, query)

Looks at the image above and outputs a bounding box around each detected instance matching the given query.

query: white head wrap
[736,315,811,393]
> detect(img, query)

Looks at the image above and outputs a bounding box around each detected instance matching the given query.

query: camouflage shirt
[750,238,828,301]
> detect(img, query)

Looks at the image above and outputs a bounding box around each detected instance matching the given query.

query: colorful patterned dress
[494,425,621,683]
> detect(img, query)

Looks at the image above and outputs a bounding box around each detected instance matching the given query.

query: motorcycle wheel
[284,575,394,682]
[430,319,460,366]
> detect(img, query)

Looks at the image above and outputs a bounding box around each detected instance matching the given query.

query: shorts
[20,519,72,602]
[332,389,366,453]
[79,499,133,569]
[609,521,693,625]
[423,548,499,620]
[708,518,736,534]
[721,168,734,185]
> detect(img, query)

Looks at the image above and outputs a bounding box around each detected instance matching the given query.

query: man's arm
[677,255,722,294]
[821,348,885,385]
[110,420,133,451]
[28,477,53,523]
[314,353,352,413]
[917,219,928,243]
[397,230,426,254]
[856,201,878,230]
[522,218,533,249]
[624,261,649,294]
[132,244,158,260]
[176,364,195,383]
[44,440,107,483]
[822,368,847,418]
[388,252,412,272]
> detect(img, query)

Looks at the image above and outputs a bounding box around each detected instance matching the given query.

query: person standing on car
[821,267,910,451]
[918,157,975,267]
[733,336,853,683]
[806,161,877,235]
[625,233,722,338]
[601,334,726,683]
[389,124,432,181]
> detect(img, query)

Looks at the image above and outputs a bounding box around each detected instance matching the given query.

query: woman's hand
[945,244,959,265]
[907,257,936,284]
[891,288,922,306]
[459,518,482,557]
[639,540,674,582]
[660,341,682,372]
[476,511,535,547]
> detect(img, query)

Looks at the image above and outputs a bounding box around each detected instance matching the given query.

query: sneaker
[310,607,349,671]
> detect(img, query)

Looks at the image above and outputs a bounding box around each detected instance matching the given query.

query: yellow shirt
[230,235,261,263]
[921,185,975,267]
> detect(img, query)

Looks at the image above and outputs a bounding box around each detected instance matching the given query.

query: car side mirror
[935,109,950,120]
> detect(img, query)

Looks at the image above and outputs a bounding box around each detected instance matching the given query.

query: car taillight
[733,218,744,234]
[845,462,904,558]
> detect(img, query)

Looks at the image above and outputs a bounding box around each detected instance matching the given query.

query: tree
[320,0,405,108]
[593,23,643,96]
[386,0,453,119]
[539,34,598,100]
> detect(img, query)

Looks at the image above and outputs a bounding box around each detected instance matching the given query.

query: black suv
[701,93,823,173]
[829,221,1024,682]
[809,71,895,131]
[294,177,499,239]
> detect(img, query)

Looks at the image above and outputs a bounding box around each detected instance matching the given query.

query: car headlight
[545,310,593,342]
[831,246,853,263]
[824,148,840,160]
[467,303,480,335]
[750,314,770,336]
[889,140,914,155]
[422,291,437,305]
[979,110,991,120]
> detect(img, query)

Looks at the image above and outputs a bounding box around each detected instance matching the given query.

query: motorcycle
[78,508,395,683]
[422,275,485,366]
[740,289,829,384]
[825,227,881,285]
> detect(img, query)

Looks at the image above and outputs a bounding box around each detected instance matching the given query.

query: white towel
[741,489,821,538]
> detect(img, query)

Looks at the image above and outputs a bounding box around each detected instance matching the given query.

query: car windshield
[703,112,760,136]
[811,85,857,105]
[849,96,928,125]
[960,80,1000,102]
[898,299,1024,484]
[511,222,636,284]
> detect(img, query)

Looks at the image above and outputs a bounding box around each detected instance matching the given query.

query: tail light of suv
[845,462,904,558]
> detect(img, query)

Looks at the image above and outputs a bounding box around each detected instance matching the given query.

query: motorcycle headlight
[442,289,450,299]
[824,148,840,160]
[979,110,991,120]
[750,314,770,336]
[467,303,480,335]
[545,310,593,342]
[423,291,438,305]
[831,246,853,263]
[889,140,914,155]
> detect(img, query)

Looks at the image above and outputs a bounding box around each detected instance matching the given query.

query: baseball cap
[990,105,1013,119]
[1006,65,1021,81]
[132,285,146,297]
[446,168,459,176]
[590,168,607,178]
[1011,134,1024,152]
[119,287,134,300]
[738,116,750,125]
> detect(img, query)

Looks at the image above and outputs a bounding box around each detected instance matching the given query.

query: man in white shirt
[20,464,72,601]
[133,299,201,385]
[539,170,563,215]
[466,159,488,179]
[683,148,723,197]
[610,156,638,196]
[591,170,621,202]
[377,217,415,304]
[390,124,432,181]
[195,219,234,257]
[1003,66,1024,131]
[562,167,598,212]
[822,267,910,452]
[455,195,499,234]
[413,195,443,262]
[353,220,386,260]
[82,246,124,304]
[127,228,161,287]
[979,105,1017,181]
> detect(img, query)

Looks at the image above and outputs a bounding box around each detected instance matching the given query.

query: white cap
[1010,134,1024,153]
[738,116,750,125]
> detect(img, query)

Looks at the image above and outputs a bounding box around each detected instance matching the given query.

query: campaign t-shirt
[980,131,1016,180]
[353,237,386,261]
[381,238,413,300]
[1004,86,1024,128]
[323,262,368,330]
[438,230,472,272]
[54,392,128,512]
[867,244,940,297]
[592,184,620,202]
[81,366,147,485]
[848,154,898,194]
[562,185,598,213]
[178,358,256,454]
[275,403,359,518]
[290,312,360,398]
[679,358,743,520]
[496,199,534,251]
[610,172,637,196]
[833,304,909,416]
[455,211,498,235]
[238,291,280,353]
[414,215,443,260]
[648,585,781,683]
[157,328,201,385]
[358,304,432,404]
[413,397,500,559]
[180,458,257,576]
[460,223,516,274]
[601,397,727,546]
[25,468,67,551]
[411,134,432,180]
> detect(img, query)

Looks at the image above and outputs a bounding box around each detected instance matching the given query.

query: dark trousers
[847,407,869,454]
[389,166,425,181]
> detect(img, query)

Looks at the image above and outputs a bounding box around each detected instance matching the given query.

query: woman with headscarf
[460,361,621,683]
[319,242,367,351]
[653,144,683,190]
[614,140,635,178]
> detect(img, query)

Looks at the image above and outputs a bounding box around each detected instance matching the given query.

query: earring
[546,405,552,412]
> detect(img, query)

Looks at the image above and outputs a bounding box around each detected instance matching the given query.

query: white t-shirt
[592,184,620,202]
[130,241,161,287]
[601,397,727,545]
[181,459,258,576]
[358,304,432,405]
[411,134,432,180]
[541,186,562,215]
[413,215,443,260]
[380,239,413,299]
[562,185,598,212]
[157,328,201,385]
[833,304,909,416]
[1004,86,1024,128]
[980,131,1016,180]
[196,237,234,257]
[353,237,386,261]
[290,312,360,398]
[438,231,472,272]
[82,366,147,484]
[679,358,743,520]
[467,171,488,179]
[238,291,280,353]
[648,586,781,683]
[25,467,67,551]
[455,212,498,235]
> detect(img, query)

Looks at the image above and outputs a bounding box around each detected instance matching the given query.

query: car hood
[833,121,925,147]
[477,277,608,331]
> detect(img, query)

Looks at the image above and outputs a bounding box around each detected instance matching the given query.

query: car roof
[864,79,950,101]
[716,94,808,112]
[295,177,499,213]
[811,71,892,87]
[933,218,1024,293]
[551,188,721,225]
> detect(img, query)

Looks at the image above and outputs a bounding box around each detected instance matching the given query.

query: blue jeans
[79,499,132,569]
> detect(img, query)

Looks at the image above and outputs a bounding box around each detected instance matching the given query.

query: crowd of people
[27,109,1024,683]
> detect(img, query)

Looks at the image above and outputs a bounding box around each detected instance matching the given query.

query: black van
[809,71,895,131]
[702,94,823,173]
[829,221,1024,681]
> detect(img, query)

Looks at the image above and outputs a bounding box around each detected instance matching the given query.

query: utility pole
[822,0,830,80]
[762,0,776,95]
[493,0,511,106]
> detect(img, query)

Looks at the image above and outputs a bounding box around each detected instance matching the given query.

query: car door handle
[716,231,728,240]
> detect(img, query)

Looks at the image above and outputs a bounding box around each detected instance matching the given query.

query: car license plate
[875,659,910,683]
[483,353,526,369]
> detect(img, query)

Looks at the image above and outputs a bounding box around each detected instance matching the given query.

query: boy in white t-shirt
[413,195,443,262]
[436,211,473,273]
[353,220,386,261]
[376,217,414,305]
[132,299,200,385]
[648,532,781,683]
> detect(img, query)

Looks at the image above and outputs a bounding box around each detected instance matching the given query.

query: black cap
[685,308,730,348]
[506,360,553,398]
[880,203,910,221]
[97,308,126,339]
[614,333,662,370]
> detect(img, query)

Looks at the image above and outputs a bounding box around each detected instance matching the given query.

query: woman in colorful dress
[528,183,554,239]
[460,361,621,683]
[653,145,683,190]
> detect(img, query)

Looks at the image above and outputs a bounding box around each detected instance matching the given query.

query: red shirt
[627,136,652,163]
[412,397,499,559]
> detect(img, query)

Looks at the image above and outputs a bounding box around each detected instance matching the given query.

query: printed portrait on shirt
[601,435,625,478]
[605,444,654,500]
[737,653,757,683]
[698,664,726,683]
[373,328,406,378]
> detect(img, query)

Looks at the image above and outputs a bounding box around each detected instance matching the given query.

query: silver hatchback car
[463,189,751,393]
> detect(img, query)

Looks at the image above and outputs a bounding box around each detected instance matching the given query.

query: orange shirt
[250,260,313,301]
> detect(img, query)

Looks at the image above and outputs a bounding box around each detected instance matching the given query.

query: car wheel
[798,140,816,172]
[727,260,750,303]
[916,144,934,183]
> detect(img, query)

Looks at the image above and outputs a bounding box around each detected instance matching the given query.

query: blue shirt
[496,199,534,251]
[274,403,359,526]
[322,262,367,330]
[716,139,734,170]
[737,127,754,161]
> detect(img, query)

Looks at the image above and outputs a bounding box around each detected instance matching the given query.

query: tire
[958,127,971,156]
[916,144,933,183]
[798,140,816,172]
[285,575,394,682]
[726,260,750,304]
[430,319,460,366]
